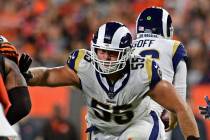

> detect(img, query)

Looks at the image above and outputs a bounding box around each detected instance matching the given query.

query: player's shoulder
[66,49,92,72]
[170,40,187,71]
[169,39,185,55]
[157,39,186,55]
[130,55,162,90]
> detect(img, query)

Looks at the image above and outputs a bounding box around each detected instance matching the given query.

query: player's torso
[133,33,179,83]
[82,68,151,134]
[68,49,153,134]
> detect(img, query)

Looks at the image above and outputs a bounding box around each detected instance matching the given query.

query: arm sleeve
[6,86,31,125]
[172,42,187,72]
[149,60,162,90]
[173,60,187,101]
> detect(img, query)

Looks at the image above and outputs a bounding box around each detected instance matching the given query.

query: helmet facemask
[91,43,131,74]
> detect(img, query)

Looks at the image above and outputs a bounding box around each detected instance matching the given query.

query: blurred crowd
[0,0,210,85]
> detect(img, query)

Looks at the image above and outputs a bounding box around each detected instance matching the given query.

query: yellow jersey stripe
[172,40,181,56]
[74,49,85,72]
[145,57,152,81]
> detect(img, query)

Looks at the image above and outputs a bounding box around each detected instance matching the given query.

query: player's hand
[18,53,33,81]
[199,96,210,119]
[19,53,32,73]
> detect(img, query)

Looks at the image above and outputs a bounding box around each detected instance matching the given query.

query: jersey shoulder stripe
[145,57,153,81]
[67,49,86,72]
[145,57,162,90]
[172,40,181,55]
[172,41,187,72]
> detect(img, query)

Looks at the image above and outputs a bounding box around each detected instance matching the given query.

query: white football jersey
[133,33,187,115]
[133,33,187,83]
[67,49,162,135]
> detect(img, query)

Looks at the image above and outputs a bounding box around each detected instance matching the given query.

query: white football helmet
[91,21,132,74]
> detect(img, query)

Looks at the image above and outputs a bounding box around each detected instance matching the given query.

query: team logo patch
[147,16,152,21]
[67,51,77,63]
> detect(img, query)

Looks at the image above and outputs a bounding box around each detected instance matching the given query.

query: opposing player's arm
[4,57,27,90]
[4,57,31,125]
[28,65,80,87]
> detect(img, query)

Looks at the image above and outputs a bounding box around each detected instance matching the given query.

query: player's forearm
[27,67,50,86]
[176,105,200,139]
[150,81,199,139]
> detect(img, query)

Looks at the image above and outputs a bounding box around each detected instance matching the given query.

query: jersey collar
[136,33,164,39]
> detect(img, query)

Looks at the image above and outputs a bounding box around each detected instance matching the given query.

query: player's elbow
[19,95,32,117]
[13,96,31,123]
[12,86,32,116]
[6,99,31,125]
[7,86,31,125]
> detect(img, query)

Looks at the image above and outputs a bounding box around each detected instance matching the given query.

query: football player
[133,7,188,131]
[23,21,199,140]
[0,36,31,125]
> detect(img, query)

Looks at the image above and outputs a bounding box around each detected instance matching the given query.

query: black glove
[199,96,210,119]
[18,53,33,81]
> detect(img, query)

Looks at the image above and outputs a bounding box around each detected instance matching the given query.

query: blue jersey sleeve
[150,60,162,89]
[145,57,162,90]
[172,43,187,72]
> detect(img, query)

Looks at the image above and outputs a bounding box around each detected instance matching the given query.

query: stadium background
[0,0,210,139]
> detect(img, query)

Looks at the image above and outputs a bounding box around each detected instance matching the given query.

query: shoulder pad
[172,41,187,72]
[67,49,86,72]
[145,57,162,89]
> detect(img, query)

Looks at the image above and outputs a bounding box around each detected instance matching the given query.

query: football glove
[18,53,33,82]
[199,96,210,119]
